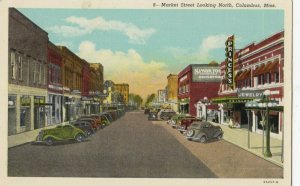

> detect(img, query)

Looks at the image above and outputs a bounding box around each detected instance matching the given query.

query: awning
[212,97,253,104]
[266,61,279,73]
[236,70,251,81]
[253,63,266,76]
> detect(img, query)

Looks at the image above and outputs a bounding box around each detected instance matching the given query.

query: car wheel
[45,137,54,146]
[186,130,195,137]
[217,134,223,140]
[200,136,207,143]
[86,130,93,137]
[75,133,85,142]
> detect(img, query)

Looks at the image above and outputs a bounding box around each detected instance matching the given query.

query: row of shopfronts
[171,31,284,139]
[8,92,103,136]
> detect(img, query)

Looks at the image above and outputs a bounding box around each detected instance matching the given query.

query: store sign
[34,96,45,105]
[71,89,81,95]
[237,90,264,98]
[21,96,31,106]
[192,66,221,82]
[225,35,235,87]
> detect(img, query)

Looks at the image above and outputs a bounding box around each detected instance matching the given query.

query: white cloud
[50,16,156,44]
[77,41,169,99]
[199,34,228,55]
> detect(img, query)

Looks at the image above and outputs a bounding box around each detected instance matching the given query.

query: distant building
[8,8,49,135]
[114,83,129,105]
[166,74,178,111]
[157,89,167,103]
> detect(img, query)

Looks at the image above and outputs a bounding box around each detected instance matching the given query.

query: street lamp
[202,97,210,121]
[258,90,279,158]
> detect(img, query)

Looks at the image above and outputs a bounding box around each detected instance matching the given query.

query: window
[265,73,271,84]
[33,60,37,83]
[258,74,264,85]
[10,51,16,79]
[18,55,23,80]
[186,84,189,93]
[274,72,279,83]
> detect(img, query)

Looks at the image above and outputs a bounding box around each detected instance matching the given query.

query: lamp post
[259,90,279,158]
[202,97,210,121]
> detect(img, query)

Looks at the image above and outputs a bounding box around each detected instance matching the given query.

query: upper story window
[17,55,23,81]
[274,72,279,83]
[10,51,17,80]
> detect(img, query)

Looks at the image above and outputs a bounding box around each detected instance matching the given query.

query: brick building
[114,83,129,105]
[214,31,284,139]
[8,8,48,135]
[47,42,63,125]
[178,62,221,117]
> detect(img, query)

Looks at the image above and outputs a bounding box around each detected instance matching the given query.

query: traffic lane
[8,112,216,178]
[153,120,283,178]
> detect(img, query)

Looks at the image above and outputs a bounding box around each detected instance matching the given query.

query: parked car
[169,114,192,128]
[35,124,86,145]
[144,108,150,114]
[77,117,99,130]
[185,122,223,143]
[148,111,159,121]
[98,112,113,124]
[72,120,95,137]
[80,115,102,128]
[159,109,176,121]
[177,117,202,133]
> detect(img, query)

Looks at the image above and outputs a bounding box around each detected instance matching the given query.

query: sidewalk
[215,122,283,167]
[8,121,70,148]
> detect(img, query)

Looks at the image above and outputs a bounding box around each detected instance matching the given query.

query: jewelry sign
[225,35,235,87]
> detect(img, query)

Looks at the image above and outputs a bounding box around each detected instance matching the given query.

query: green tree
[129,93,143,108]
[145,93,156,107]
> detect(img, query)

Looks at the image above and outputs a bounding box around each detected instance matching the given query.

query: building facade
[178,62,221,117]
[89,63,104,114]
[58,46,83,122]
[114,83,129,105]
[214,31,284,139]
[157,89,167,103]
[8,8,49,135]
[166,74,178,111]
[47,42,63,125]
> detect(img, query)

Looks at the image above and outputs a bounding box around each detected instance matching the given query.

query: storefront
[47,94,62,125]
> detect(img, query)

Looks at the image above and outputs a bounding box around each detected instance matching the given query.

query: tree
[145,93,156,107]
[129,93,143,108]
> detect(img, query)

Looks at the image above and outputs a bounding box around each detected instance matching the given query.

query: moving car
[35,124,86,145]
[185,122,223,143]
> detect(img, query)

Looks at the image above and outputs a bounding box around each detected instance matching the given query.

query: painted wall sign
[192,66,221,82]
[225,35,235,87]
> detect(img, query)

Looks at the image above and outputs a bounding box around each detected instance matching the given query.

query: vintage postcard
[0,0,293,186]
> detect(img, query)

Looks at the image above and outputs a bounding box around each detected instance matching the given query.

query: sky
[18,9,284,99]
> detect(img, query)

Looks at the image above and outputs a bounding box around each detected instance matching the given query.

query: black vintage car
[185,122,223,143]
[159,110,176,121]
[148,111,158,121]
[72,120,95,137]
[144,108,150,114]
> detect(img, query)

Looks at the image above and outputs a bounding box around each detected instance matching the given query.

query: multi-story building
[103,80,115,106]
[166,74,178,111]
[114,83,129,105]
[89,63,104,114]
[58,46,83,122]
[178,62,221,117]
[47,42,63,125]
[157,89,167,103]
[8,8,48,135]
[213,31,284,139]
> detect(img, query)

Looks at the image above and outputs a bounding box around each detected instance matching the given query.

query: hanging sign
[225,35,235,87]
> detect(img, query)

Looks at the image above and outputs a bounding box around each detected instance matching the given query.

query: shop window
[10,51,17,80]
[269,113,279,134]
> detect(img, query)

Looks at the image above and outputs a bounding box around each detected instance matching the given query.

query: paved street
[8,111,283,178]
[8,111,215,178]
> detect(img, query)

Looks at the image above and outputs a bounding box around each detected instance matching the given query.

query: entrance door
[34,106,45,129]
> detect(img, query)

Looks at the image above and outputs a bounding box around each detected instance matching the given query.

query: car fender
[42,134,63,141]
[73,131,86,138]
[213,130,223,138]
[195,132,206,139]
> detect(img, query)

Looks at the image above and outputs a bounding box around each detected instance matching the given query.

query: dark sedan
[148,111,158,121]
[185,122,223,143]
